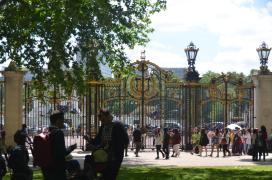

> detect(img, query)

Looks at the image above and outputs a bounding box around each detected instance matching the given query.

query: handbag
[221,138,227,145]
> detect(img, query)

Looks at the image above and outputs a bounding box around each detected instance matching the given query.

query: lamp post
[256,42,271,74]
[184,42,200,81]
[184,42,200,150]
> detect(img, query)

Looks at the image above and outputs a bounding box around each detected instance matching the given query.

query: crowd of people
[127,125,182,160]
[1,110,272,179]
[190,126,269,161]
[125,124,271,163]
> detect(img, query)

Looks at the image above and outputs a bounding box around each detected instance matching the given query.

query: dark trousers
[134,142,141,155]
[156,145,164,158]
[83,155,123,180]
[258,146,266,161]
[42,168,67,180]
[222,144,230,156]
[124,146,128,156]
[103,158,123,180]
[162,145,169,158]
[252,145,258,161]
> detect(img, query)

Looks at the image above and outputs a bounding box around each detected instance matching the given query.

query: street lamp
[184,42,200,81]
[256,42,271,74]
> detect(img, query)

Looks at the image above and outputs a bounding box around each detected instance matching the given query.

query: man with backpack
[36,111,77,180]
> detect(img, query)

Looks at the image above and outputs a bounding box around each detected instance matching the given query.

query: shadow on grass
[118,166,272,180]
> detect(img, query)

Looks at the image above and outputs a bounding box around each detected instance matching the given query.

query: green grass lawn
[4,165,272,180]
[119,166,272,180]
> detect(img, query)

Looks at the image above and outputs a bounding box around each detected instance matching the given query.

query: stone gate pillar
[252,74,272,131]
[2,71,24,147]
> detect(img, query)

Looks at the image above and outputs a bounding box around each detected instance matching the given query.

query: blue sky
[127,0,272,75]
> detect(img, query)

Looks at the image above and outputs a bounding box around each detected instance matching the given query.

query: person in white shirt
[154,128,165,159]
[243,128,252,154]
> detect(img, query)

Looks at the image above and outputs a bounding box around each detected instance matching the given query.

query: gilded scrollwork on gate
[128,75,158,99]
[235,78,244,101]
[208,79,217,99]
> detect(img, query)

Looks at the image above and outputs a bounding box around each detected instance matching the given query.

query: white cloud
[127,0,272,75]
[127,44,187,68]
[267,1,272,12]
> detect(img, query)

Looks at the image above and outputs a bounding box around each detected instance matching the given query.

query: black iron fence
[23,81,88,149]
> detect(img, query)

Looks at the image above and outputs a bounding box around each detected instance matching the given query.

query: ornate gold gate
[87,62,254,149]
[88,60,185,148]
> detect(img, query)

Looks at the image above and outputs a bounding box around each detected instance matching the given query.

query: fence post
[2,71,24,147]
[252,74,272,130]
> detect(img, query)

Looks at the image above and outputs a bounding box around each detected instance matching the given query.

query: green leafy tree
[199,71,220,84]
[0,0,166,95]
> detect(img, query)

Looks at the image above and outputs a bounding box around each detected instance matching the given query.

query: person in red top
[171,129,181,157]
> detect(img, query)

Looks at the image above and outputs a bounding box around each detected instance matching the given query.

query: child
[8,130,33,180]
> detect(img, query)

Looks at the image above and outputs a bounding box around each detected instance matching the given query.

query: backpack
[33,133,53,168]
[7,145,28,171]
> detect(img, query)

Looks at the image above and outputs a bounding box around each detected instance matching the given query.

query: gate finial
[140,50,146,61]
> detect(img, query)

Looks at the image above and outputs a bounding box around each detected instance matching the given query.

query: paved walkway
[71,149,272,169]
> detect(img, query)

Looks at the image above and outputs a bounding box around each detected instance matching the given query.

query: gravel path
[71,150,272,168]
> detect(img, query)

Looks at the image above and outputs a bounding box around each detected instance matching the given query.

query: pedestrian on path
[191,128,200,155]
[162,128,170,159]
[171,129,181,157]
[243,128,251,155]
[133,125,142,157]
[252,128,258,161]
[154,128,164,159]
[209,128,220,157]
[199,128,209,157]
[258,125,267,161]
[140,125,148,149]
[221,128,231,157]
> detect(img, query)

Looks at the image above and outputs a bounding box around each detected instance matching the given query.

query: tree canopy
[0,0,166,95]
[200,71,253,84]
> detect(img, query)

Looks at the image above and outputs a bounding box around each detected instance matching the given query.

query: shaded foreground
[3,165,272,180]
